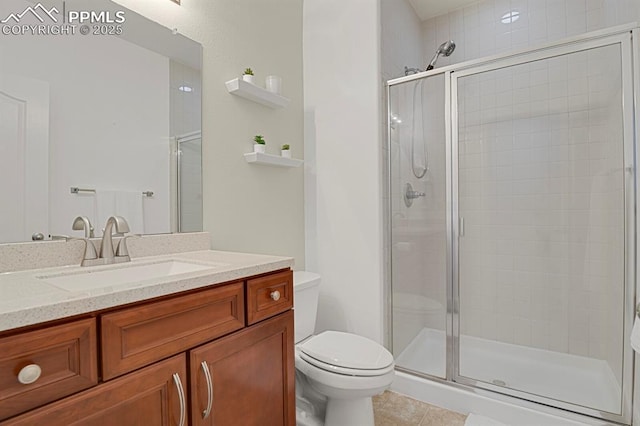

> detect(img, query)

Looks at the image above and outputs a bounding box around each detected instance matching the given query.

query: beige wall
[112,0,305,268]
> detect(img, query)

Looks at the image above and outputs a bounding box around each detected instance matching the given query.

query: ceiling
[408,0,478,21]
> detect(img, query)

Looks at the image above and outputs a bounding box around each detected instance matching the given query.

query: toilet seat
[298,331,394,377]
[299,351,395,377]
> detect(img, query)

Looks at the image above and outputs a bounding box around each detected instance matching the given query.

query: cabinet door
[191,311,295,426]
[3,354,188,426]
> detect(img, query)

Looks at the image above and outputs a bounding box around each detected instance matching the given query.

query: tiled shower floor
[373,391,467,426]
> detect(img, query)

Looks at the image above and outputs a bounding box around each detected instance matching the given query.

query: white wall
[112,0,305,267]
[381,0,424,81]
[303,0,383,342]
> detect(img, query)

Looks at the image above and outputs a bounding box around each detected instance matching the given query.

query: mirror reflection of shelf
[225,78,290,108]
[244,152,302,168]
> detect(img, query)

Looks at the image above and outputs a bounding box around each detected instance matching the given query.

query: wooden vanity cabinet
[1,269,294,425]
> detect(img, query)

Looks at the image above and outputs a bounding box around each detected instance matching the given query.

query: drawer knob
[18,364,42,385]
[270,290,281,301]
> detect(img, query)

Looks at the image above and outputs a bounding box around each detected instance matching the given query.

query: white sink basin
[38,260,220,292]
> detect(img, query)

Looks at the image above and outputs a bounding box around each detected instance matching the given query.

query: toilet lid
[299,331,394,370]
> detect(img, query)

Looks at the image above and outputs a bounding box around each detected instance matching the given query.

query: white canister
[265,75,282,94]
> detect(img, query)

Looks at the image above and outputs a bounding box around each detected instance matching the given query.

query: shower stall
[387,25,638,424]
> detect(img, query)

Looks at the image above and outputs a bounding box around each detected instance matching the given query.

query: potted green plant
[253,135,266,153]
[242,68,255,84]
[281,144,291,158]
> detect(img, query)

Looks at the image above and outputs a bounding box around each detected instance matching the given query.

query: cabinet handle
[18,364,42,385]
[270,290,281,301]
[172,373,186,426]
[200,361,214,419]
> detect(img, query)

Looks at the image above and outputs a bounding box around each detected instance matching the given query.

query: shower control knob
[270,290,281,301]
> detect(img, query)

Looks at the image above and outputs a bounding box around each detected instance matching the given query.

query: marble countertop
[0,250,294,333]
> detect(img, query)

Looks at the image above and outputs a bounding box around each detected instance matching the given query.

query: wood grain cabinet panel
[190,310,295,426]
[101,282,244,380]
[0,318,97,421]
[246,270,293,325]
[2,354,187,426]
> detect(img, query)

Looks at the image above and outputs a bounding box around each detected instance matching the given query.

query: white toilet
[294,271,395,426]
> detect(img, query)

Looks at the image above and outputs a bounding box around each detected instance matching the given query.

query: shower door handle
[459,217,464,237]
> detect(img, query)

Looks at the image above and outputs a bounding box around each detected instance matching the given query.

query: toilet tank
[293,271,321,343]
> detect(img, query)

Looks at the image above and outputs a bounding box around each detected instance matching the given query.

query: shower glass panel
[389,74,447,378]
[455,43,626,414]
[177,132,203,232]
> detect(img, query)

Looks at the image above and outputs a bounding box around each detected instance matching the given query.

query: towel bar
[70,187,154,197]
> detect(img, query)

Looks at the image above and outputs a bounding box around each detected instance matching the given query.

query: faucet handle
[115,235,140,261]
[81,239,99,262]
[115,237,130,257]
[54,235,98,265]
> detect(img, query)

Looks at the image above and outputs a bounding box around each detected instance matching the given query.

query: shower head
[426,40,456,71]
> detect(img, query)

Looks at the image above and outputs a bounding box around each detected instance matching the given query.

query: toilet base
[325,397,374,426]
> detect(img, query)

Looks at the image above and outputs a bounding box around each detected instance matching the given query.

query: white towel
[631,317,640,353]
[115,191,144,235]
[94,190,144,235]
[465,414,510,426]
[95,189,117,235]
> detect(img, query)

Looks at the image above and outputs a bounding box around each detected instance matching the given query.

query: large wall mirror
[0,0,202,244]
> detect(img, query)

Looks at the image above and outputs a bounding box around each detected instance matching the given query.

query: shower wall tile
[421,0,639,66]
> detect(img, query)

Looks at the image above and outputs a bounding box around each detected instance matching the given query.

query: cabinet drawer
[246,270,293,325]
[0,318,98,421]
[101,282,244,380]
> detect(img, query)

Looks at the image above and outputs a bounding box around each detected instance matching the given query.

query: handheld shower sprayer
[426,40,456,71]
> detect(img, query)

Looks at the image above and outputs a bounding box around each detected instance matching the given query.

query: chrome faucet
[100,216,131,264]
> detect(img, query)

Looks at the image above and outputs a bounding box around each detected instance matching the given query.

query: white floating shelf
[226,78,290,109]
[244,152,303,168]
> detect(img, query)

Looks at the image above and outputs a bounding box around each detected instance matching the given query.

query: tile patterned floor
[373,391,467,426]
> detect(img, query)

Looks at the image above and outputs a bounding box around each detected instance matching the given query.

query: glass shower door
[389,74,448,379]
[176,131,203,232]
[452,36,634,420]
